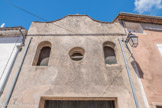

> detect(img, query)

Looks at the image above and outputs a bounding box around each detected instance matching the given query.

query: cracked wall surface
[0,15,146,108]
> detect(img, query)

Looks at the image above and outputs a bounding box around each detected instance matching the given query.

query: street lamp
[125,32,138,47]
[118,32,139,108]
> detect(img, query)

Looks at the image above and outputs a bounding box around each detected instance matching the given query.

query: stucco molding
[33,15,113,24]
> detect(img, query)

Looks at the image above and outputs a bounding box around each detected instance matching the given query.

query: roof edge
[113,12,162,25]
[0,26,26,31]
[33,14,113,24]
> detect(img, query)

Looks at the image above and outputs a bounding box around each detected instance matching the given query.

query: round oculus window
[69,47,85,61]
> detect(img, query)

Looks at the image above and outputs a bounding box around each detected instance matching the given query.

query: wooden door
[44,100,115,108]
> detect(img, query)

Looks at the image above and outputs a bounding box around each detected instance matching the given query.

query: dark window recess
[104,46,117,65]
[70,52,83,61]
[37,47,51,66]
[157,106,162,108]
[44,100,115,108]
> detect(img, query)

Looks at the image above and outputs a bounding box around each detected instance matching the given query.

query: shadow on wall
[0,37,23,43]
[131,61,144,78]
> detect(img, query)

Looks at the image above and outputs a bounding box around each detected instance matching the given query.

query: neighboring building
[114,12,162,108]
[0,27,27,96]
[0,15,147,108]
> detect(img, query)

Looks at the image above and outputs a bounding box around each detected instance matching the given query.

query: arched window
[37,46,51,66]
[103,42,117,65]
[33,41,51,66]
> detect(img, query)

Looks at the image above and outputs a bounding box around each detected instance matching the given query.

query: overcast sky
[0,0,162,29]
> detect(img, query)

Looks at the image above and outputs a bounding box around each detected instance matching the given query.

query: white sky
[134,0,162,13]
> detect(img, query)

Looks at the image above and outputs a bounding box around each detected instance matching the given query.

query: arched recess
[103,41,117,65]
[33,41,51,66]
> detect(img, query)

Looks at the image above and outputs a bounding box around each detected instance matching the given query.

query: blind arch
[33,41,51,66]
[103,41,117,65]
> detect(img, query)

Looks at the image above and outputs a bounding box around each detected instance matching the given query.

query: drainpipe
[0,28,26,96]
[19,28,25,45]
[3,38,32,108]
[0,43,22,96]
[118,39,139,108]
[120,20,150,108]
[125,38,150,108]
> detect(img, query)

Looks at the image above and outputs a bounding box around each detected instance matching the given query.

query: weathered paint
[0,15,146,108]
[126,22,162,108]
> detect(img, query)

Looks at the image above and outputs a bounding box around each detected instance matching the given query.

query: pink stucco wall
[132,30,162,108]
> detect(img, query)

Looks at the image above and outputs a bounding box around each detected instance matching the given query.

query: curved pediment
[33,15,112,24]
[28,15,125,35]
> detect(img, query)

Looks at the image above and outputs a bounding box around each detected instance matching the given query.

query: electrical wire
[102,55,132,96]
[4,0,134,96]
[4,0,129,43]
[4,0,76,33]
[4,0,47,21]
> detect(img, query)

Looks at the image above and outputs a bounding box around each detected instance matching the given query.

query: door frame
[39,97,118,108]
